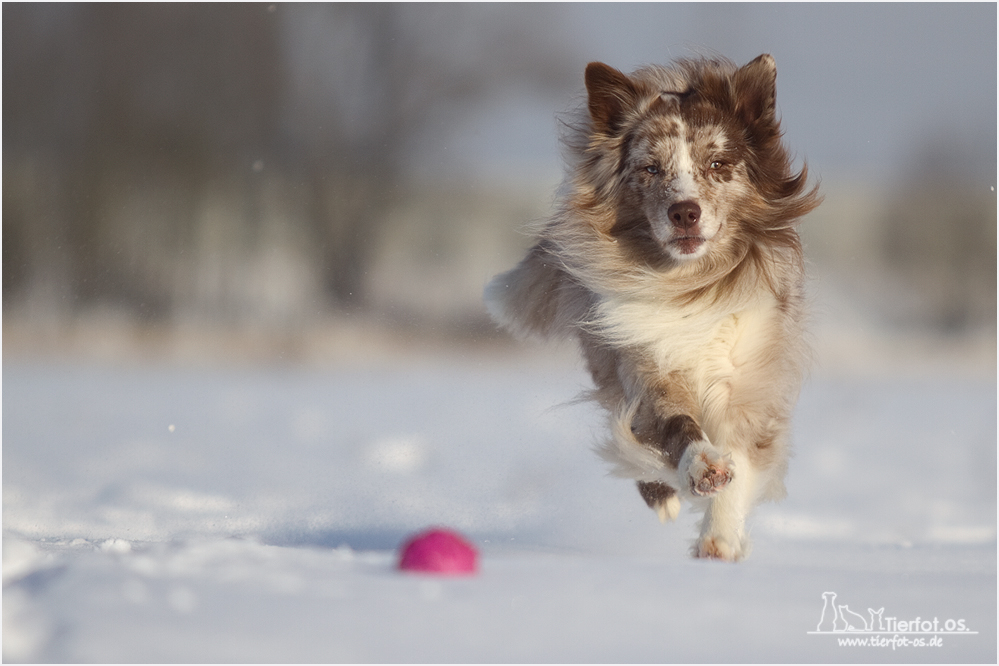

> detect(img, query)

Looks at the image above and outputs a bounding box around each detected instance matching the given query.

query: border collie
[485,55,821,561]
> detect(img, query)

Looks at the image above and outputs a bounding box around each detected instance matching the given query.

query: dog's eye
[709,160,724,170]
[644,165,660,175]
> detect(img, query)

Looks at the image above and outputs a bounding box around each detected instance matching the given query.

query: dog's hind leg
[637,481,681,523]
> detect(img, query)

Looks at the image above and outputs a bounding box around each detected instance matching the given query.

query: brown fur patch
[637,481,677,509]
[632,411,702,469]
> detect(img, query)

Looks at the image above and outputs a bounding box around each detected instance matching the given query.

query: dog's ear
[585,62,638,134]
[733,54,777,126]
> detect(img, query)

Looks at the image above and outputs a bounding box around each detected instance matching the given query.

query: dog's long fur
[485,55,820,561]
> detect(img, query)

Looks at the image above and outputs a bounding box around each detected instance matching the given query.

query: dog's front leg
[630,372,735,509]
[693,449,756,562]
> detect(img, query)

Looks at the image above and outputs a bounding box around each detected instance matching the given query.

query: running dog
[485,55,820,561]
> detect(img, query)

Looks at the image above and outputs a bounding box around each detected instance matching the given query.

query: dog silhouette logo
[816,592,837,631]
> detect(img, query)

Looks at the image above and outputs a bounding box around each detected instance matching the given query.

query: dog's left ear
[733,54,777,126]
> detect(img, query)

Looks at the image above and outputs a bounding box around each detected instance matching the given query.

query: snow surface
[3,351,996,662]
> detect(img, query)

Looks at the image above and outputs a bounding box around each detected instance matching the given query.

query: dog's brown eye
[709,160,724,170]
[645,165,660,175]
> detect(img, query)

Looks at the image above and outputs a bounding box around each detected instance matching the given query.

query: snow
[3,349,996,662]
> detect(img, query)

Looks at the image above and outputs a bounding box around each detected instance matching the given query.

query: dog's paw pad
[687,451,733,497]
[693,535,741,562]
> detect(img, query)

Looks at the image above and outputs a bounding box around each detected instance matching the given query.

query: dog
[485,55,820,561]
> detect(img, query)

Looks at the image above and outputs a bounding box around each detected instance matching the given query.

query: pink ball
[398,528,478,575]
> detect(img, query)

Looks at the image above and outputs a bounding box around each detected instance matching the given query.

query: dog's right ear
[585,62,637,135]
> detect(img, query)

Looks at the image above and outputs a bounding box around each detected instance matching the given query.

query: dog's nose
[667,201,701,230]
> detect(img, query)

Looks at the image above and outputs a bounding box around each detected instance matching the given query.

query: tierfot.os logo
[808,591,978,650]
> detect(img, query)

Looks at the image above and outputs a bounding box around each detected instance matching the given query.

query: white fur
[667,124,699,201]
[656,494,682,523]
[693,449,761,561]
[597,401,669,482]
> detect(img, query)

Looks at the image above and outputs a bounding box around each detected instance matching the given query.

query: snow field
[3,355,996,662]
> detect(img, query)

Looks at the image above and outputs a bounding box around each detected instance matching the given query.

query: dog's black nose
[667,201,701,230]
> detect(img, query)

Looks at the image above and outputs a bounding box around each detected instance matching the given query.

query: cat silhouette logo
[815,591,884,632]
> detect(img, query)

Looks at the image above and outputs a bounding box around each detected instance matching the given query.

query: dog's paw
[653,494,681,523]
[693,534,744,562]
[683,446,734,497]
[637,481,681,523]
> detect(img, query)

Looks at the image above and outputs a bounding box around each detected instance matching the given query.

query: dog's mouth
[670,235,705,255]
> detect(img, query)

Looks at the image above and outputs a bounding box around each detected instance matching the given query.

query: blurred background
[3,3,996,370]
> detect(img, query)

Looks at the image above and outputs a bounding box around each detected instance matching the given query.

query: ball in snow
[398,528,478,575]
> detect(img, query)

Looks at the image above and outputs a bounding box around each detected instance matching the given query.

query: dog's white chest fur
[597,287,775,368]
[597,288,780,438]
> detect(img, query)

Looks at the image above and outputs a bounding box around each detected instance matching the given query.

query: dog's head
[581,55,816,265]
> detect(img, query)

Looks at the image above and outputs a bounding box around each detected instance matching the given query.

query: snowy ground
[3,345,996,663]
